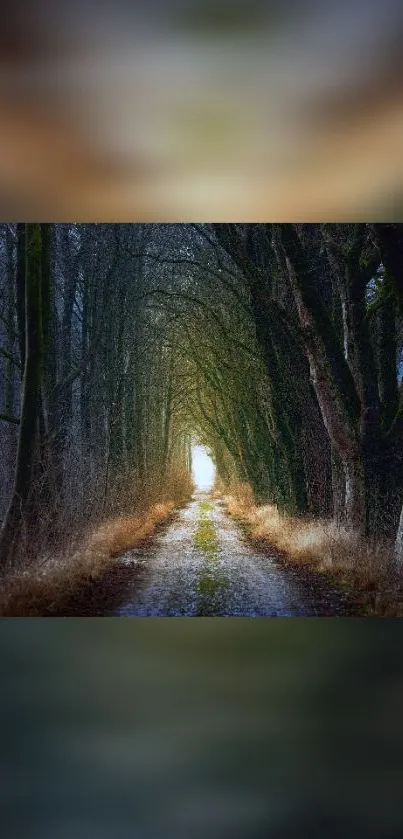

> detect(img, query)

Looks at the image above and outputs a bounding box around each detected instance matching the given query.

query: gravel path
[112,495,335,616]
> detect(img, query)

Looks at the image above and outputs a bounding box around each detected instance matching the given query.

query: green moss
[194,500,219,557]
[194,517,218,556]
[194,501,228,616]
[27,223,42,259]
[199,500,213,514]
[198,574,220,596]
[232,516,253,537]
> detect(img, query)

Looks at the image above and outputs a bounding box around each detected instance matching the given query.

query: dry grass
[0,501,176,616]
[224,483,403,616]
[0,462,194,616]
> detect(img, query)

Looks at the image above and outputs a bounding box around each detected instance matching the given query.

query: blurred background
[1,621,403,838]
[2,6,403,833]
[0,0,403,219]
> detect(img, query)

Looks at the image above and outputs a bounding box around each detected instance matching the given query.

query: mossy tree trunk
[15,223,26,370]
[212,223,331,515]
[371,226,403,562]
[0,224,44,566]
[277,223,367,531]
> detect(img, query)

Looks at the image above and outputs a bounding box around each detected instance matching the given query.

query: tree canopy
[1,223,402,567]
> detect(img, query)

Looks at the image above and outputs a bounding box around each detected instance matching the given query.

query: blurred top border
[1,0,403,221]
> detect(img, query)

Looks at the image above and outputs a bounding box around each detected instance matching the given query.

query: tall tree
[0,224,44,565]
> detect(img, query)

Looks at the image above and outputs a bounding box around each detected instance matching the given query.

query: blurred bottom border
[1,618,402,839]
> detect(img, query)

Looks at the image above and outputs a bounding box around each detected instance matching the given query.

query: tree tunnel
[1,222,403,568]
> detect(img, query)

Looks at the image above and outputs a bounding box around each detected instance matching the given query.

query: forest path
[107,494,348,616]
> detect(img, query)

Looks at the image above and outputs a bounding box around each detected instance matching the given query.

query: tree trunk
[15,223,26,369]
[3,228,18,498]
[278,223,366,532]
[0,225,43,566]
[331,446,345,525]
[395,503,403,567]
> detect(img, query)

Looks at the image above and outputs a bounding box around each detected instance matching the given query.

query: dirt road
[107,495,348,616]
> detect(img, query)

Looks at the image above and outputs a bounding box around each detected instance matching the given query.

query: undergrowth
[224,482,403,617]
[0,464,194,616]
[0,502,179,616]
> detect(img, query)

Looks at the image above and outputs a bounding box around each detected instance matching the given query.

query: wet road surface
[110,494,345,616]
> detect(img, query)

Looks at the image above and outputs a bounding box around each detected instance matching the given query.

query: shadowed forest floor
[52,494,356,617]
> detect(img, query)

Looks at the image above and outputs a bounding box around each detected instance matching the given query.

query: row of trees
[138,223,403,553]
[209,224,403,538]
[0,224,192,567]
[1,223,402,568]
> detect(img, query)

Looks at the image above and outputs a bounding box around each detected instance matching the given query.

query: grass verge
[224,485,403,616]
[0,502,177,616]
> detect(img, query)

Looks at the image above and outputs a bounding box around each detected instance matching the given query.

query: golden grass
[0,502,175,617]
[224,484,403,616]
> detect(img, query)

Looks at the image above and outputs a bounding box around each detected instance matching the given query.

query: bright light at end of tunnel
[192,445,215,491]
